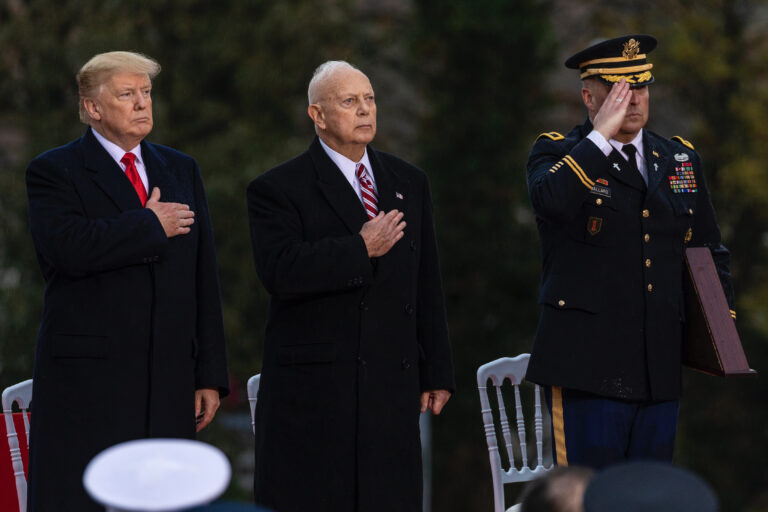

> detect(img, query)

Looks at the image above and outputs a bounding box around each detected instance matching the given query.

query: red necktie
[121,152,148,206]
[356,163,378,219]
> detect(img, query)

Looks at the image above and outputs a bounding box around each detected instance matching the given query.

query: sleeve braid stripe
[563,155,595,189]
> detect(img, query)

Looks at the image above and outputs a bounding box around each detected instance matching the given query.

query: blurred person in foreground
[520,466,594,512]
[525,35,734,468]
[25,51,229,511]
[246,60,455,511]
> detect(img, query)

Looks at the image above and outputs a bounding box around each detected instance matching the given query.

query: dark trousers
[545,386,679,470]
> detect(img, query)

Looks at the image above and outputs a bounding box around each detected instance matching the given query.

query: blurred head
[520,466,595,512]
[582,78,649,142]
[307,60,376,161]
[78,51,160,151]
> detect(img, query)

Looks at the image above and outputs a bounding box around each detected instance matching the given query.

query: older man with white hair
[25,51,229,511]
[247,60,455,512]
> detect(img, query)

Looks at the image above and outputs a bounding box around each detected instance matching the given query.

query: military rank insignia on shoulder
[536,132,565,142]
[671,136,695,150]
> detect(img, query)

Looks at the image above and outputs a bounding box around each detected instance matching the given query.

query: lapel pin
[395,192,403,200]
[613,163,621,171]
[653,150,660,157]
[654,163,659,172]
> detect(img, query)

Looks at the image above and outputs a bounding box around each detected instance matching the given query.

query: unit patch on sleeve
[668,163,697,193]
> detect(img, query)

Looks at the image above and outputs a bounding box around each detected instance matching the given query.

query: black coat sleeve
[527,134,611,224]
[191,161,229,395]
[246,175,374,300]
[416,177,455,393]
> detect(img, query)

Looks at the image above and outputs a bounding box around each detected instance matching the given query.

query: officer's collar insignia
[587,216,603,235]
[596,178,609,185]
[674,153,689,162]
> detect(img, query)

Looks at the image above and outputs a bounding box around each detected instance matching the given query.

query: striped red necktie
[121,152,148,206]
[356,163,378,219]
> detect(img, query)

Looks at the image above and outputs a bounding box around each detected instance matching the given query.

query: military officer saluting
[525,34,735,468]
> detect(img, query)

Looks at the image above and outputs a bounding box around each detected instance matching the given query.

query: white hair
[307,60,359,105]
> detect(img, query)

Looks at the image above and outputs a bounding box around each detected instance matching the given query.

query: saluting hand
[360,209,406,258]
[593,78,632,141]
[145,187,195,238]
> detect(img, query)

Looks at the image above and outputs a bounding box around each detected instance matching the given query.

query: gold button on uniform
[688,208,693,215]
[645,259,651,268]
[596,198,603,205]
[558,300,565,307]
[644,234,650,242]
[642,209,650,218]
[647,284,653,292]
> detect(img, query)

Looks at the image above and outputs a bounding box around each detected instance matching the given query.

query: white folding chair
[477,355,553,512]
[2,379,33,512]
[246,374,260,435]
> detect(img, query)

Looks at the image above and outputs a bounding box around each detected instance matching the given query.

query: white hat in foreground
[83,438,231,512]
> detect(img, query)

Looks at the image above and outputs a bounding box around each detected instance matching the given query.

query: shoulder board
[536,132,564,142]
[671,136,695,150]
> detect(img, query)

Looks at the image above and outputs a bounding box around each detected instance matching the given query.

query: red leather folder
[683,247,756,377]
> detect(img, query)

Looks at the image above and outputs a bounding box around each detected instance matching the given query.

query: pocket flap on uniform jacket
[538,279,600,313]
[52,334,109,358]
[278,342,337,365]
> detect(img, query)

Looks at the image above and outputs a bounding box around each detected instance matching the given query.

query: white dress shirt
[91,128,149,193]
[318,138,377,205]
[587,129,647,184]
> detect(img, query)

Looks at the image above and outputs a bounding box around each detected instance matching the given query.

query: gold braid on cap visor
[580,63,653,80]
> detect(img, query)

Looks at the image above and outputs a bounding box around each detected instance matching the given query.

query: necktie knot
[622,144,637,159]
[121,152,136,166]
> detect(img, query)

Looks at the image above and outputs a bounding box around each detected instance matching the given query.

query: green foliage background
[0,1,765,510]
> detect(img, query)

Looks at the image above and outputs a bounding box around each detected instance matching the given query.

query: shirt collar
[318,137,373,180]
[609,129,644,159]
[91,128,143,167]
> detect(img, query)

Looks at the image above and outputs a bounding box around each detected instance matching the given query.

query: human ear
[307,104,325,129]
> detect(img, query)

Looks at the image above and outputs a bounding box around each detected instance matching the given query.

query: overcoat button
[642,209,650,218]
[647,284,653,292]
[644,234,650,242]
[645,259,651,268]
[405,304,414,315]
[410,240,417,251]
[557,300,565,307]
[359,301,368,311]
[402,359,410,369]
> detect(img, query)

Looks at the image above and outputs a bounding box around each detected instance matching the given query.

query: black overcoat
[526,120,734,402]
[246,138,455,512]
[25,128,229,511]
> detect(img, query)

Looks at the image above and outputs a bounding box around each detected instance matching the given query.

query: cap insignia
[623,39,640,59]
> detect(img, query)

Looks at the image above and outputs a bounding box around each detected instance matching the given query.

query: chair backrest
[477,355,552,512]
[2,379,33,512]
[246,375,260,435]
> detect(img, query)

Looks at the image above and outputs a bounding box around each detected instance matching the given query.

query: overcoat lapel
[644,134,668,197]
[606,148,647,192]
[142,140,179,202]
[82,128,144,211]
[310,138,369,234]
[367,147,410,281]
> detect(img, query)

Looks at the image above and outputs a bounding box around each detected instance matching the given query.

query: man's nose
[358,100,370,114]
[136,94,148,109]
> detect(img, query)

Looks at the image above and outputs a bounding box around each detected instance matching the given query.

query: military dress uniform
[525,34,734,469]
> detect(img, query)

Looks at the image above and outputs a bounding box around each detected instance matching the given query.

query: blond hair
[76,51,161,123]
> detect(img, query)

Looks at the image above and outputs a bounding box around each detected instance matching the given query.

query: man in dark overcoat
[525,35,734,469]
[25,51,229,511]
[247,61,455,512]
